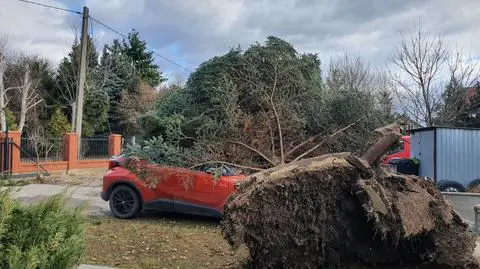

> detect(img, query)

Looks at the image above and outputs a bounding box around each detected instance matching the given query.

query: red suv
[101,156,247,219]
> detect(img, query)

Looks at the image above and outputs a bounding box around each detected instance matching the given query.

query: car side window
[195,164,235,176]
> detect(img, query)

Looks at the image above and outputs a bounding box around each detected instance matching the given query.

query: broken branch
[225,139,277,166]
[292,116,366,162]
[190,161,265,172]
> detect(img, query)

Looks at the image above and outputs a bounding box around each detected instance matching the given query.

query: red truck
[382,135,411,164]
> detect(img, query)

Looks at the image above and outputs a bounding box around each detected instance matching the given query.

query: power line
[16,0,191,73]
[90,17,128,39]
[90,16,192,73]
[17,0,82,14]
[89,16,94,38]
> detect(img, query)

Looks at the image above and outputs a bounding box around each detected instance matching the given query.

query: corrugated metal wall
[436,128,480,187]
[411,130,435,179]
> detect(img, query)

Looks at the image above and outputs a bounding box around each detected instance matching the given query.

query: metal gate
[0,136,13,177]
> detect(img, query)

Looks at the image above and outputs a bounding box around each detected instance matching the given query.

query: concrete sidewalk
[7,183,110,216]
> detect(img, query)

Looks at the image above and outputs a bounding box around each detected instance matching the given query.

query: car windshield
[222,165,236,175]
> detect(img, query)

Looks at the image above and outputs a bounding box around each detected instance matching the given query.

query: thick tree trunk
[18,66,30,134]
[361,123,402,166]
[0,59,6,132]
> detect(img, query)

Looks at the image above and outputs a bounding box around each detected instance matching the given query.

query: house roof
[408,126,480,133]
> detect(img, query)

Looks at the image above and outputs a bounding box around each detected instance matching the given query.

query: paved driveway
[9,184,110,216]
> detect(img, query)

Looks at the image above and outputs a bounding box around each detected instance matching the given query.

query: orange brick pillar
[64,133,78,171]
[1,131,21,173]
[108,134,122,157]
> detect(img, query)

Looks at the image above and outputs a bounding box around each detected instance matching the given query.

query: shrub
[46,108,71,137]
[5,107,18,131]
[0,189,86,269]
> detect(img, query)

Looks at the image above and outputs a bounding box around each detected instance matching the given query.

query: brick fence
[0,131,122,174]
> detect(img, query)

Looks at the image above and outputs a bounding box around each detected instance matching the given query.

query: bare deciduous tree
[390,23,449,126]
[327,52,374,92]
[16,59,43,133]
[117,80,158,136]
[439,50,480,123]
[55,59,78,131]
[0,38,8,131]
[327,52,394,119]
[25,124,53,176]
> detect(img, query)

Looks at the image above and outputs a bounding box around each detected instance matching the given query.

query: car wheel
[438,180,465,193]
[109,185,141,219]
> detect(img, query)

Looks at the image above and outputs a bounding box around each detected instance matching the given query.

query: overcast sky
[1,0,480,82]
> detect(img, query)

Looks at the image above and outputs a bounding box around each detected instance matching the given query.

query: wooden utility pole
[75,6,89,140]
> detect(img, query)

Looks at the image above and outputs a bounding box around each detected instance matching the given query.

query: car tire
[109,185,141,219]
[437,180,465,192]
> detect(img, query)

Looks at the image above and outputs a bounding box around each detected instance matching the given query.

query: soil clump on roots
[221,124,479,269]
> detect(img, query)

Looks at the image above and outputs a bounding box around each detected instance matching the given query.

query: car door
[145,166,178,210]
[193,169,230,208]
[173,167,228,216]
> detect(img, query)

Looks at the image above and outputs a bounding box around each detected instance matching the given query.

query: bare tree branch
[16,60,43,133]
[0,37,8,131]
[190,161,265,172]
[225,139,277,166]
[270,61,285,164]
[292,116,366,162]
[390,22,449,126]
[285,133,322,158]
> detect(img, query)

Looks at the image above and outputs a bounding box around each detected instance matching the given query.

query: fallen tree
[221,123,479,269]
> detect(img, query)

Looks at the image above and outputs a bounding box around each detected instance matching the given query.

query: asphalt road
[442,192,480,228]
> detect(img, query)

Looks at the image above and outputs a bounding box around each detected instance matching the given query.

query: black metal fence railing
[79,138,109,160]
[20,137,64,163]
[0,138,13,177]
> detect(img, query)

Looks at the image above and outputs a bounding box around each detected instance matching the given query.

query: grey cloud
[3,0,480,81]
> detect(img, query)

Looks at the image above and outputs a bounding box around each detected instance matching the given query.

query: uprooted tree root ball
[221,133,479,269]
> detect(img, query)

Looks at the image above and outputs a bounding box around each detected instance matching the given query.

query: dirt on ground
[467,185,480,193]
[221,124,479,269]
[27,169,105,186]
[85,214,249,269]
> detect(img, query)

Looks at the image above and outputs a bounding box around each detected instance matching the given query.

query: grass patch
[84,214,249,269]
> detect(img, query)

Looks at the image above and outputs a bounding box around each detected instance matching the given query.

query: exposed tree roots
[222,148,479,269]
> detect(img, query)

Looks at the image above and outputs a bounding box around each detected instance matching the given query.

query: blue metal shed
[410,127,480,190]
